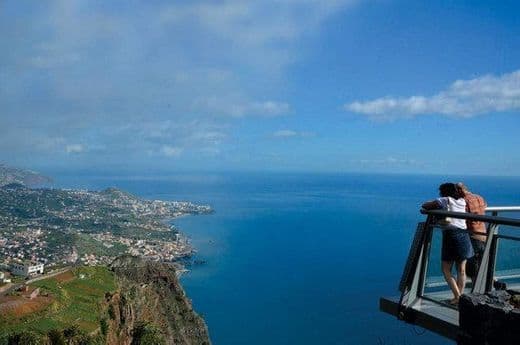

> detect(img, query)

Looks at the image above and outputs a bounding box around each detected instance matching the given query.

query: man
[457,182,487,282]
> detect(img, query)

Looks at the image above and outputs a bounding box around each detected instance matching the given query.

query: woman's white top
[436,196,467,229]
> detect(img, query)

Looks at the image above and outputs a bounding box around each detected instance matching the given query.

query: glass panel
[422,227,458,303]
[494,233,520,291]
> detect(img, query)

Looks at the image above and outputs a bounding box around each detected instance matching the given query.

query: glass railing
[493,227,520,289]
[397,206,520,313]
[422,225,456,303]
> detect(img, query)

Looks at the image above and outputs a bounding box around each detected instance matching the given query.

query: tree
[100,317,109,336]
[7,331,42,345]
[131,322,165,345]
[63,325,91,345]
[107,304,116,320]
[47,329,66,345]
[63,325,80,341]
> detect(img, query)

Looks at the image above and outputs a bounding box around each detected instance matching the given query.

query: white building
[9,261,44,277]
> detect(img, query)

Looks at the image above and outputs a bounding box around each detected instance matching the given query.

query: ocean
[53,172,520,345]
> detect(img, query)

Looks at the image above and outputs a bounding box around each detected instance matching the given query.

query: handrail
[420,209,520,227]
[382,204,520,341]
[486,206,520,212]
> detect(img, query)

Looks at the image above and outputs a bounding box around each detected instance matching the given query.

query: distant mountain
[0,164,52,187]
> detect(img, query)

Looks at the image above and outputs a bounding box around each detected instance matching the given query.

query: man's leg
[468,238,485,282]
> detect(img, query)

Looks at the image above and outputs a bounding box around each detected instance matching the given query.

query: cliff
[106,256,211,345]
[1,259,211,345]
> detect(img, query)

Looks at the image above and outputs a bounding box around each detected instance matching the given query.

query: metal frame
[381,206,520,340]
[473,223,498,293]
[418,207,520,295]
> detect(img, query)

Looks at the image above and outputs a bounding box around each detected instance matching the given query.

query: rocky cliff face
[458,290,520,345]
[106,256,211,345]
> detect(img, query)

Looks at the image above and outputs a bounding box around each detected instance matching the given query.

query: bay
[54,172,520,345]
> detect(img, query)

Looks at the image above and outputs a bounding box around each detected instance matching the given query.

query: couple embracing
[422,182,487,305]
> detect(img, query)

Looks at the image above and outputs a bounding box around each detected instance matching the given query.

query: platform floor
[380,295,459,340]
[380,283,520,341]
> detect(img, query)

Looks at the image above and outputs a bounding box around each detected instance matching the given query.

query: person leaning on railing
[422,182,474,305]
[456,182,487,283]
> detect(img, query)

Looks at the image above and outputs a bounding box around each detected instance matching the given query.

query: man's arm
[422,200,441,210]
[481,195,487,211]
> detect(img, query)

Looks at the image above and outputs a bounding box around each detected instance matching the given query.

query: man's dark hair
[439,182,463,199]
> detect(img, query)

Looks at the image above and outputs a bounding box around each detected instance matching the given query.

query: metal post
[417,219,434,297]
[472,223,497,293]
[486,231,499,292]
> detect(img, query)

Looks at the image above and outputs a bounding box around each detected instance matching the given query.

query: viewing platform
[380,206,520,343]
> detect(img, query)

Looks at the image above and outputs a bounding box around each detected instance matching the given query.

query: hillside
[0,257,211,344]
[0,164,52,187]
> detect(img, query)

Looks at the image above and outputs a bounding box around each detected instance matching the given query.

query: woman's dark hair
[439,182,463,199]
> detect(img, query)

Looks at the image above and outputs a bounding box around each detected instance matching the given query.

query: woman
[422,182,474,305]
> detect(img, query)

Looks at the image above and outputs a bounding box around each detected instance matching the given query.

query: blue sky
[1,0,519,175]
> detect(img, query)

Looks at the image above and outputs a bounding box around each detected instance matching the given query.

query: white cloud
[127,120,228,148]
[356,156,417,166]
[197,147,221,156]
[160,145,183,157]
[0,1,357,164]
[272,129,315,138]
[194,97,290,117]
[345,70,520,119]
[273,130,298,137]
[38,137,66,151]
[159,1,356,71]
[251,101,290,116]
[65,144,85,154]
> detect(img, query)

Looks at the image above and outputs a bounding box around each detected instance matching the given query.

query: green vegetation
[0,327,105,345]
[0,266,116,335]
[1,257,212,345]
[131,322,166,345]
[47,329,66,345]
[107,304,116,320]
[99,318,109,336]
[45,230,76,254]
[74,233,128,257]
[9,276,26,284]
[0,331,43,345]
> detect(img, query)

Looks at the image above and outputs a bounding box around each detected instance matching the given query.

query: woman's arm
[422,200,441,210]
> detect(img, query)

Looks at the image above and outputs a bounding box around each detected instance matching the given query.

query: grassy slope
[74,233,128,257]
[0,266,116,334]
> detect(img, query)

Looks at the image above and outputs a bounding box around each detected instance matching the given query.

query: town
[0,183,212,283]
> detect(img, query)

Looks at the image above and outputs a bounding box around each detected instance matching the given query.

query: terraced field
[0,266,116,335]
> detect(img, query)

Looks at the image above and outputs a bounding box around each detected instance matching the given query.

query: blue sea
[53,172,520,345]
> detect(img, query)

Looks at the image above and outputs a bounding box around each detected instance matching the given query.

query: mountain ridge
[0,164,52,187]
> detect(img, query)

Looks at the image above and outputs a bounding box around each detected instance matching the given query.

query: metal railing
[397,206,520,317]
[486,206,520,214]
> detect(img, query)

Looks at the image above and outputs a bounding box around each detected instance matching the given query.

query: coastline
[0,182,213,270]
